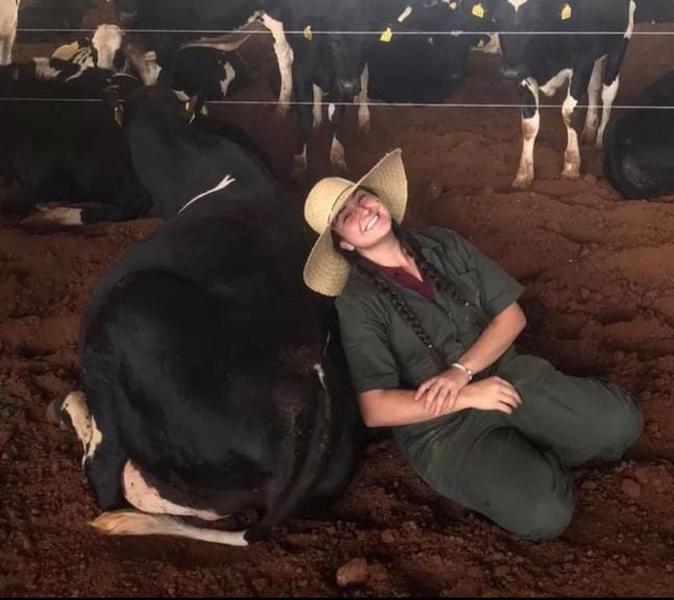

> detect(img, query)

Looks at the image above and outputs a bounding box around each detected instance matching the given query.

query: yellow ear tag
[448,2,458,9]
[303,25,313,41]
[472,3,485,18]
[380,27,393,43]
[561,3,572,20]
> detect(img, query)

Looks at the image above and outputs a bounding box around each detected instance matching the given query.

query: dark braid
[398,225,489,328]
[332,220,488,370]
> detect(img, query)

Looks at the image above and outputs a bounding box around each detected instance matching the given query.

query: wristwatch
[451,362,474,381]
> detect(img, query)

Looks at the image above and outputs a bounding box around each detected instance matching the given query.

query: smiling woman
[302,148,643,541]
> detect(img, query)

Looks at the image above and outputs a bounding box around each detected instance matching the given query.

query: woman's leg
[499,354,643,467]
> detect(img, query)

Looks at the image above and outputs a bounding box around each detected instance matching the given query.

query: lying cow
[603,69,674,200]
[49,85,362,545]
[0,64,150,225]
[471,0,637,188]
[0,0,20,66]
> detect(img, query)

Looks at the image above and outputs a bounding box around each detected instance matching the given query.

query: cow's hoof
[358,114,371,134]
[561,165,581,180]
[275,103,290,118]
[512,175,533,189]
[45,398,67,429]
[330,160,349,178]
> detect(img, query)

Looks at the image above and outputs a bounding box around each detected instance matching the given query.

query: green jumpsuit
[336,227,642,539]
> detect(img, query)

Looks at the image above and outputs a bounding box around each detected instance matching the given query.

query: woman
[302,149,642,540]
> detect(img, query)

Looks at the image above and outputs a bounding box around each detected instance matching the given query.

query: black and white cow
[472,0,637,188]
[49,85,362,545]
[31,23,127,83]
[0,64,150,225]
[0,0,20,66]
[603,69,674,200]
[111,0,294,115]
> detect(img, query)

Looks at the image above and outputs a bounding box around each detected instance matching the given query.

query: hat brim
[303,149,408,297]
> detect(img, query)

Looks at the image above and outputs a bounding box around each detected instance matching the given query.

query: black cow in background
[17,0,96,42]
[49,85,363,546]
[471,0,637,189]
[603,69,674,200]
[109,0,294,114]
[0,63,150,225]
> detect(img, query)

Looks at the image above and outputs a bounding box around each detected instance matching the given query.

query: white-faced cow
[603,69,674,200]
[0,0,20,66]
[48,85,363,546]
[468,0,636,189]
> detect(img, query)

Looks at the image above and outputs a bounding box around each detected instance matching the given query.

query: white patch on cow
[582,56,605,145]
[33,57,61,80]
[293,145,308,178]
[540,68,572,97]
[313,363,327,389]
[513,78,540,189]
[330,135,347,173]
[91,510,249,546]
[85,416,103,462]
[596,77,620,149]
[61,391,92,460]
[122,461,227,521]
[22,206,83,226]
[312,84,324,132]
[328,103,336,123]
[625,0,637,39]
[179,174,237,214]
[561,93,581,180]
[92,24,123,70]
[261,13,294,116]
[357,63,370,133]
[0,0,20,66]
[219,61,236,98]
[397,6,413,23]
[173,90,190,102]
[508,0,528,11]
[473,33,501,55]
[128,48,161,86]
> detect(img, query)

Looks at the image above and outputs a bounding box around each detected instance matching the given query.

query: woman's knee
[509,490,575,540]
[600,394,643,457]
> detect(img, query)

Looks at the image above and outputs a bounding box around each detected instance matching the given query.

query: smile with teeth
[363,213,379,233]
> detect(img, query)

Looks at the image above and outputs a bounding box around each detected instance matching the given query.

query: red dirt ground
[1,5,674,597]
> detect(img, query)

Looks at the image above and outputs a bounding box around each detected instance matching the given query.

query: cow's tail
[90,510,249,547]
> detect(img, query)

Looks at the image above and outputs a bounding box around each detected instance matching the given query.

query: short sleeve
[427,228,525,319]
[335,293,400,394]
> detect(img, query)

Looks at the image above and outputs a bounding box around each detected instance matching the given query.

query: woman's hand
[457,377,522,414]
[415,367,472,417]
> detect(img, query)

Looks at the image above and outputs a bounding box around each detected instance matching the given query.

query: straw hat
[303,148,408,296]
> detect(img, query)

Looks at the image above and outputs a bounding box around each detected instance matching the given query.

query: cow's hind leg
[91,461,249,547]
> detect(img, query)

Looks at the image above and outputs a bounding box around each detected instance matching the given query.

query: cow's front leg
[513,78,540,189]
[582,56,605,145]
[291,69,313,182]
[357,63,371,133]
[562,64,593,180]
[261,13,294,117]
[596,1,634,149]
[328,99,348,175]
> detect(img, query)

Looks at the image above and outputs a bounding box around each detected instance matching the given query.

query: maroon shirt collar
[378,265,435,300]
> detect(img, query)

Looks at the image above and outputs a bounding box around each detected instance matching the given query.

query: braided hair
[332,218,489,370]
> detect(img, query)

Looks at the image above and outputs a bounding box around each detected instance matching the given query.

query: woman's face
[331,188,393,251]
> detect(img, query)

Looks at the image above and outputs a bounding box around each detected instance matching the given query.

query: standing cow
[111,0,294,115]
[469,0,636,188]
[0,0,20,66]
